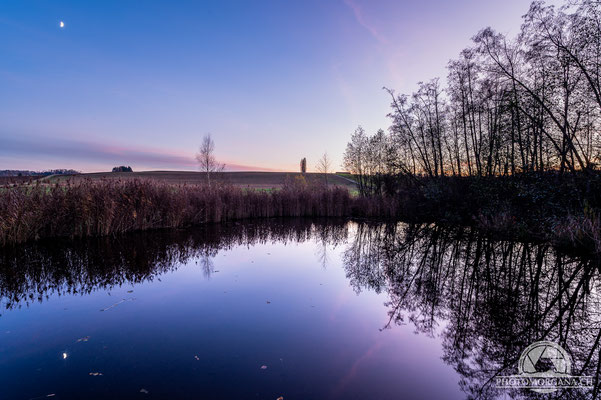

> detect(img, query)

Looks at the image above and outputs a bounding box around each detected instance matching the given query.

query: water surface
[0,220,598,399]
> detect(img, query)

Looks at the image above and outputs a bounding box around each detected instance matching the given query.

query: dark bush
[112,166,133,172]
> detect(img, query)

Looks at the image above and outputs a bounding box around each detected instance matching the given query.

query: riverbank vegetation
[0,178,396,246]
[2,174,601,253]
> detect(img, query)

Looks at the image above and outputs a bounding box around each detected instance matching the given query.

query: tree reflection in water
[0,219,599,399]
[344,223,601,400]
[0,219,351,311]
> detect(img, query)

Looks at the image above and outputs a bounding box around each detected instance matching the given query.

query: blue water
[0,220,597,399]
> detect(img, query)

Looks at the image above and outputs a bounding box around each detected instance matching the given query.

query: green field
[47,171,358,190]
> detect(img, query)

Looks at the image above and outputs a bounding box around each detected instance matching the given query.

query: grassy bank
[0,179,395,246]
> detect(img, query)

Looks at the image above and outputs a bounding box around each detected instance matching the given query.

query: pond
[0,219,599,399]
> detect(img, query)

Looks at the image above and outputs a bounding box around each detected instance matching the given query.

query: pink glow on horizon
[0,135,281,173]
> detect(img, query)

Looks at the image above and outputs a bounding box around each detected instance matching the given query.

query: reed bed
[3,174,598,254]
[0,179,395,246]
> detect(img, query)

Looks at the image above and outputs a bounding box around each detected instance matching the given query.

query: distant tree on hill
[112,166,133,172]
[316,152,331,186]
[49,169,79,175]
[0,169,79,177]
[300,157,307,174]
[196,134,225,185]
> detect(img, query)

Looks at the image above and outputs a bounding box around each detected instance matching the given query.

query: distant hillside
[49,170,358,190]
[0,169,79,177]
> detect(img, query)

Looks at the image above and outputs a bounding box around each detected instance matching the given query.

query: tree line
[345,0,601,193]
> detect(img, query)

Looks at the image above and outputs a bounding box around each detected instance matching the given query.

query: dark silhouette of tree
[112,166,133,172]
[347,0,601,185]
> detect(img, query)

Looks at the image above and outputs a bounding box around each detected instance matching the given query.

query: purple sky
[0,0,559,172]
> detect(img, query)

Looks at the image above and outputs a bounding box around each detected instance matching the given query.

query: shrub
[112,166,133,172]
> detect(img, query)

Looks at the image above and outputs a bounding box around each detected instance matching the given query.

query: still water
[0,220,599,399]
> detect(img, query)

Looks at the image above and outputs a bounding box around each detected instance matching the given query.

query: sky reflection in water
[0,220,598,399]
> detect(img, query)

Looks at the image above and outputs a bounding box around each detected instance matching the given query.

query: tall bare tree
[316,152,332,186]
[196,134,224,185]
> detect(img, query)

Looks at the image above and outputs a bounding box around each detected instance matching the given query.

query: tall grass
[0,179,396,245]
[4,173,597,253]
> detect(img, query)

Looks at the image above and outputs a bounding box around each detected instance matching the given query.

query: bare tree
[196,134,224,185]
[344,127,368,195]
[344,0,601,187]
[316,152,331,186]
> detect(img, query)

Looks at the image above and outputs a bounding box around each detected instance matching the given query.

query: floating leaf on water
[260,365,267,370]
[100,297,135,312]
[140,389,149,394]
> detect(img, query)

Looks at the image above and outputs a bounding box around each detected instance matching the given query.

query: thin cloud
[0,136,275,172]
[343,0,388,44]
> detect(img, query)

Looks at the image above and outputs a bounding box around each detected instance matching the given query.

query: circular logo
[518,341,572,393]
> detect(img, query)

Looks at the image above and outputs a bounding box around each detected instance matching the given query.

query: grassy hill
[48,171,358,190]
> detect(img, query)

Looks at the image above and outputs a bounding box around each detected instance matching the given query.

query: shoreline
[1,174,600,256]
